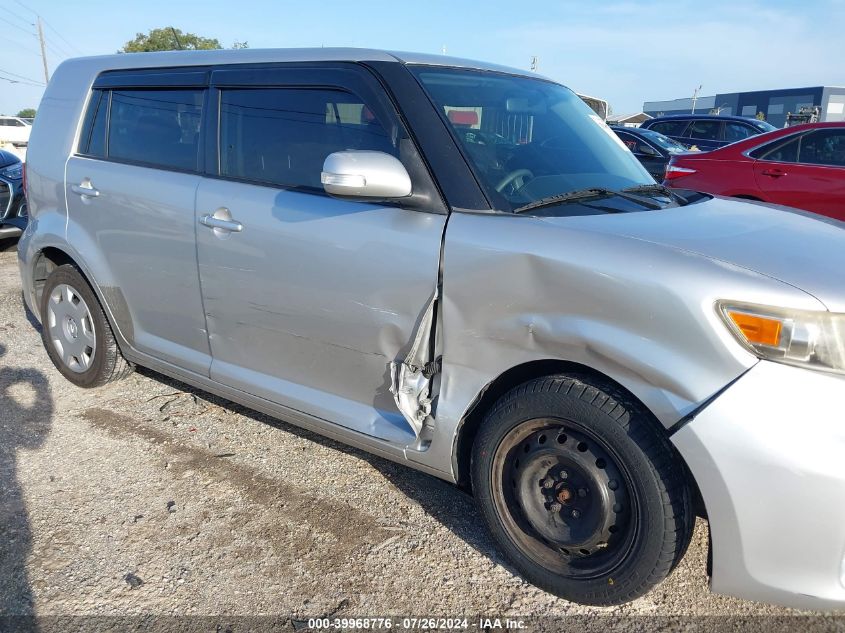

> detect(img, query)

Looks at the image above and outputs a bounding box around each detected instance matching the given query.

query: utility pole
[691,84,702,114]
[36,16,49,83]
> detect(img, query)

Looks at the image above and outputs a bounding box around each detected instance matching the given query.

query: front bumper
[0,176,25,219]
[674,360,845,610]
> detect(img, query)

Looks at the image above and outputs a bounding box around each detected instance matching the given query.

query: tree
[232,41,249,49]
[16,108,36,118]
[119,27,221,53]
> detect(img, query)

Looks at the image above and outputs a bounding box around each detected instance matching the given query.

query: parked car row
[641,113,777,150]
[611,126,691,180]
[613,110,844,222]
[663,122,845,221]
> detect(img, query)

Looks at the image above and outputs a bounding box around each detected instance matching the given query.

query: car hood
[582,196,845,312]
[0,149,20,169]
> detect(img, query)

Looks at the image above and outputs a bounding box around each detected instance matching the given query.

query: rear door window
[752,136,800,163]
[685,120,721,141]
[218,87,397,190]
[107,89,203,172]
[724,122,758,143]
[78,90,108,157]
[616,132,657,155]
[648,120,689,136]
[797,130,845,167]
[614,130,638,152]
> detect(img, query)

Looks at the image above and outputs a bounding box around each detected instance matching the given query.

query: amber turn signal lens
[727,311,783,347]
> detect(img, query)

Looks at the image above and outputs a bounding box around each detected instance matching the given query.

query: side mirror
[321,150,412,199]
[638,144,659,157]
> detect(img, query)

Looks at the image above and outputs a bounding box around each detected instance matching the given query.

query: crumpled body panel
[409,207,826,479]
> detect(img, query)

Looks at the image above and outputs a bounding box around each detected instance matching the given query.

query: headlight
[0,163,23,180]
[718,301,845,375]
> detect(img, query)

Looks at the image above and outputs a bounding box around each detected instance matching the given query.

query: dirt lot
[0,238,833,631]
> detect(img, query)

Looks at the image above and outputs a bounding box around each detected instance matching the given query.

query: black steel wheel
[472,374,693,606]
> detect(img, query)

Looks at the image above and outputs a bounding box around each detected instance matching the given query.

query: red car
[663,122,845,221]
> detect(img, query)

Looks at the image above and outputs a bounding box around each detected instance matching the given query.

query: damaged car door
[195,65,446,445]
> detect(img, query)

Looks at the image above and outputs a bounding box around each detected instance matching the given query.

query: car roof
[55,47,543,81]
[610,126,649,134]
[772,121,845,132]
[609,125,648,136]
[645,113,765,124]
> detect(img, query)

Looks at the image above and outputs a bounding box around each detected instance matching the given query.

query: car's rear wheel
[471,374,693,605]
[40,264,133,387]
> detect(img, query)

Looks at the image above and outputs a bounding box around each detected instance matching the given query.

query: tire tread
[472,373,694,606]
[40,264,134,388]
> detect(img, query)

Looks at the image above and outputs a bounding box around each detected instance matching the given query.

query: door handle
[199,214,243,233]
[761,168,787,178]
[71,183,100,197]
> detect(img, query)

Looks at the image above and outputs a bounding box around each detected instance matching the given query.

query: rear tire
[40,264,133,388]
[471,374,693,606]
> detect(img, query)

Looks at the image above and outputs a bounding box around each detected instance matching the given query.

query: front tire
[40,264,133,387]
[471,374,693,606]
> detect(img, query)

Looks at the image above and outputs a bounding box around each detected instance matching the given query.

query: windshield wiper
[622,183,687,205]
[514,187,663,214]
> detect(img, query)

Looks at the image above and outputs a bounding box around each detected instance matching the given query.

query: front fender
[409,211,826,479]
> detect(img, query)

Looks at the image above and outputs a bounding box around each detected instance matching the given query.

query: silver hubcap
[47,283,96,373]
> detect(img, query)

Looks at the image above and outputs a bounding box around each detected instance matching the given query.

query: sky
[1,0,843,116]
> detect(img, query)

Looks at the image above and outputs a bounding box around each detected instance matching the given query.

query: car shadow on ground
[0,237,18,253]
[135,367,515,573]
[0,340,55,617]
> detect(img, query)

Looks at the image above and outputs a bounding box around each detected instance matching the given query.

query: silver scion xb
[18,48,845,609]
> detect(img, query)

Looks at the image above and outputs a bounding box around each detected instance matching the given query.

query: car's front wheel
[40,264,133,387]
[472,374,693,606]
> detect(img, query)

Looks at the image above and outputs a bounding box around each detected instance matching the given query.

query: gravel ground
[0,238,836,632]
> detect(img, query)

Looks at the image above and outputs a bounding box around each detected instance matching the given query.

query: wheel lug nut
[549,502,562,513]
[542,478,555,489]
[578,488,587,498]
[559,470,568,480]
[571,509,581,519]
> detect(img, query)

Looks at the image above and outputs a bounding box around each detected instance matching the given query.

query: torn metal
[390,288,440,436]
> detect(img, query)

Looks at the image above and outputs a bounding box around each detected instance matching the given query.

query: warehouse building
[643,86,845,128]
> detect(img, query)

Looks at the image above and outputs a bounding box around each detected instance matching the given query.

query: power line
[0,73,45,87]
[3,35,42,56]
[42,17,83,55]
[0,67,45,84]
[12,0,35,15]
[44,39,72,61]
[0,78,44,88]
[0,4,34,27]
[12,0,83,56]
[0,14,36,36]
[44,32,76,58]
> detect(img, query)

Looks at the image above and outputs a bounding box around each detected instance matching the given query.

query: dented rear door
[195,64,446,445]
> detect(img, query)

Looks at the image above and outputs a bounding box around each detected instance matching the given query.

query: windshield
[413,67,653,211]
[636,128,688,153]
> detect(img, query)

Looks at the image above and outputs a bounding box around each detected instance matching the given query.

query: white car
[0,116,31,148]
